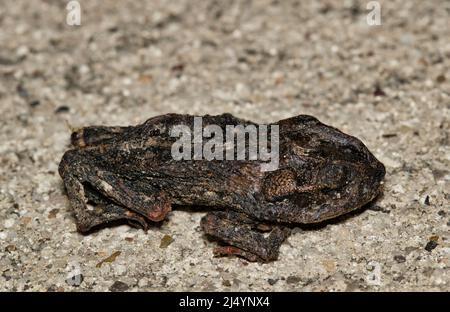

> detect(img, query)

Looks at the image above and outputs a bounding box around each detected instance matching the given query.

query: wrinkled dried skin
[59,113,385,262]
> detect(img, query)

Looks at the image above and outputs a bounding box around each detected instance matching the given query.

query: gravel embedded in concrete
[0,0,449,291]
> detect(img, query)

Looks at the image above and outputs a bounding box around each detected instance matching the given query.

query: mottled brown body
[59,113,385,262]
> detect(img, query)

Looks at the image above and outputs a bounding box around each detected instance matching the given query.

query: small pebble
[17,84,29,98]
[267,278,278,285]
[138,278,148,288]
[109,281,129,292]
[393,255,406,263]
[160,234,174,248]
[29,100,40,107]
[4,219,15,228]
[16,46,29,58]
[436,74,446,83]
[392,185,405,194]
[48,209,59,219]
[171,63,185,73]
[5,245,17,252]
[424,195,430,206]
[108,26,119,33]
[429,235,439,242]
[114,264,127,276]
[79,64,90,75]
[374,85,386,97]
[55,106,70,114]
[96,251,121,268]
[424,241,438,252]
[286,276,301,284]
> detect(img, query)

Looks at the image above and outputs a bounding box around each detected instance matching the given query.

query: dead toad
[59,114,385,262]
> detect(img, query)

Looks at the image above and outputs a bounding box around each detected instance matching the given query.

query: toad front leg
[200,211,291,262]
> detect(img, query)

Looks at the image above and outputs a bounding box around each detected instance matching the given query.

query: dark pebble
[436,74,446,83]
[108,26,119,33]
[0,55,19,65]
[437,210,446,217]
[171,63,185,72]
[267,278,278,286]
[350,3,361,16]
[29,100,40,107]
[424,241,438,252]
[319,5,331,14]
[286,275,301,284]
[393,255,406,263]
[2,271,11,281]
[171,63,185,78]
[17,84,29,99]
[424,195,430,206]
[109,281,129,292]
[55,106,70,114]
[373,85,386,97]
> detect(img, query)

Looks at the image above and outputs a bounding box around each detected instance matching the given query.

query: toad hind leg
[84,170,172,222]
[59,150,172,231]
[62,172,148,232]
[200,211,290,262]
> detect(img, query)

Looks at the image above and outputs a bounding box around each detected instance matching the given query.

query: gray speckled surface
[0,0,449,291]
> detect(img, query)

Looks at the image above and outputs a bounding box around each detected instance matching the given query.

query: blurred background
[0,0,448,291]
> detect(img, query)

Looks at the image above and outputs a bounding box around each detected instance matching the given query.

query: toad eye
[71,129,86,148]
[319,163,348,189]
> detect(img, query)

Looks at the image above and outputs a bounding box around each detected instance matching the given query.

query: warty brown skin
[59,113,385,262]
